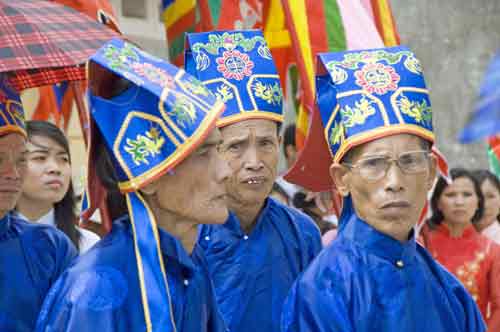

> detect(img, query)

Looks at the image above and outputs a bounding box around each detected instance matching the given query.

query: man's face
[0,133,27,218]
[219,119,280,208]
[331,134,436,241]
[151,127,230,225]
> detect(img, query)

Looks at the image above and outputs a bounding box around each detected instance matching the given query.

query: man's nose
[243,146,263,171]
[383,161,405,192]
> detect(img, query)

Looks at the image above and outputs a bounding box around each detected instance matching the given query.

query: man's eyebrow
[223,136,247,144]
[199,138,222,149]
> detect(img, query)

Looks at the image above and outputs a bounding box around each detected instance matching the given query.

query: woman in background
[16,120,99,253]
[422,168,500,329]
[473,169,500,244]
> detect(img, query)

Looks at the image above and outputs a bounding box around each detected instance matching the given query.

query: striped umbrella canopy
[0,0,119,90]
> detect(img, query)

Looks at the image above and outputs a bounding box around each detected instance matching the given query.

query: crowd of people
[1,29,499,332]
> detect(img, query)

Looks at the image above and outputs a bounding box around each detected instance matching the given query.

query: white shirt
[18,209,100,253]
[482,221,500,245]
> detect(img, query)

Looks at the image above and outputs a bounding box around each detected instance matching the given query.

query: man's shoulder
[415,244,468,288]
[60,263,131,310]
[37,257,134,331]
[268,197,320,232]
[50,231,134,310]
[73,224,133,268]
[12,214,73,250]
[294,240,356,296]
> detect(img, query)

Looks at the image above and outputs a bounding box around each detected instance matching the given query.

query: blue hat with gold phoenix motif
[184,29,284,127]
[286,46,434,193]
[83,38,224,332]
[0,75,26,137]
[87,38,224,193]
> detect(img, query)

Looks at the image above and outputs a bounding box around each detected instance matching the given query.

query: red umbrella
[50,0,120,33]
[0,0,119,90]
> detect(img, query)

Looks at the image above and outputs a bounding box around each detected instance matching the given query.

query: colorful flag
[162,0,197,66]
[488,136,500,176]
[281,0,384,149]
[163,0,296,92]
[369,0,400,46]
[32,83,73,129]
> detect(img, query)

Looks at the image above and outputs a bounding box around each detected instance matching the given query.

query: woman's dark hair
[473,169,500,222]
[91,74,131,221]
[25,120,81,249]
[428,167,485,228]
[94,132,128,221]
[283,124,296,149]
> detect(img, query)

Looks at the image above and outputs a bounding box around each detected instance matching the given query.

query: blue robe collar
[157,225,196,275]
[116,215,197,275]
[225,198,272,236]
[0,213,10,238]
[341,211,417,265]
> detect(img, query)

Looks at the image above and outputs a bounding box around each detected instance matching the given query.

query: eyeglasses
[342,150,431,181]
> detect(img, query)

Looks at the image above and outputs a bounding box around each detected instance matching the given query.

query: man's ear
[426,154,438,191]
[329,163,350,197]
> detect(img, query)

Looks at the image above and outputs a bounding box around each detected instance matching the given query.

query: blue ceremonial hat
[87,38,224,192]
[286,46,435,192]
[185,29,284,127]
[0,75,26,137]
[317,46,434,163]
[83,38,224,332]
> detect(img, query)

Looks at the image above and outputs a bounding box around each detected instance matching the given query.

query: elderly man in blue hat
[281,47,486,332]
[185,30,322,332]
[35,39,231,332]
[0,76,77,332]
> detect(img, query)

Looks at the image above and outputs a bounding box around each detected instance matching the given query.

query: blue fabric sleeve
[286,206,322,265]
[35,270,129,332]
[22,225,77,299]
[281,276,353,332]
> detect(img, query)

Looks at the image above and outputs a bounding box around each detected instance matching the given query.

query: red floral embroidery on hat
[216,50,254,81]
[354,63,400,95]
[131,62,174,88]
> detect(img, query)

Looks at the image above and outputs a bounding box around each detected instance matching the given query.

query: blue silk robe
[198,197,322,332]
[281,209,486,332]
[35,218,227,332]
[0,212,77,332]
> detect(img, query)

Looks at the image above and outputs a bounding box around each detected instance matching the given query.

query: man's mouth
[242,176,266,185]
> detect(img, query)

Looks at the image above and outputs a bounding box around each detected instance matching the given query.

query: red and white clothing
[482,221,500,245]
[422,223,500,330]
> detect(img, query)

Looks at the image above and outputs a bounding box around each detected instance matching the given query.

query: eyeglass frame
[341,150,433,182]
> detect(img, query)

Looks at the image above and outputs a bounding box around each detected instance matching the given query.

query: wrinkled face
[480,179,500,226]
[332,134,436,241]
[152,128,230,224]
[21,135,72,206]
[219,119,280,208]
[438,177,479,227]
[0,133,27,218]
